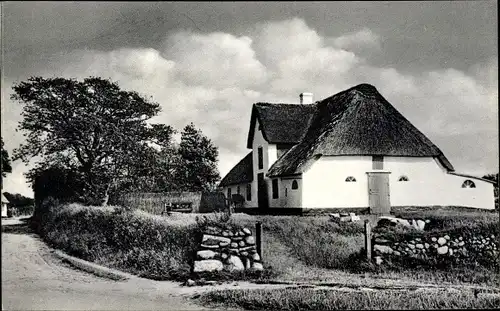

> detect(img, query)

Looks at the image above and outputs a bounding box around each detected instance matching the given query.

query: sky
[1,1,498,197]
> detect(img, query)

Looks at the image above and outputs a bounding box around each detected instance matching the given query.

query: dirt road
[1,217,215,311]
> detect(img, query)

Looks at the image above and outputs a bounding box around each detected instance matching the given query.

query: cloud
[1,17,497,197]
[163,31,268,88]
[332,28,381,50]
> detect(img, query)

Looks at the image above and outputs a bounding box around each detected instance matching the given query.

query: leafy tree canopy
[1,137,13,186]
[11,76,174,205]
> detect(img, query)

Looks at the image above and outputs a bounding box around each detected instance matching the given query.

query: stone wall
[192,225,263,272]
[372,228,498,266]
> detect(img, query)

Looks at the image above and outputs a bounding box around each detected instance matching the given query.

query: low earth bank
[32,200,500,287]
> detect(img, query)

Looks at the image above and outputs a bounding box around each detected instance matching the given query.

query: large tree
[11,76,174,205]
[177,123,220,191]
[1,137,12,187]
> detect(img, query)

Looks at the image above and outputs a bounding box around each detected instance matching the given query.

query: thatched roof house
[219,83,495,213]
[267,84,454,177]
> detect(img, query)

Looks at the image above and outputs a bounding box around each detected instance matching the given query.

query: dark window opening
[258,147,263,169]
[372,156,384,170]
[292,180,299,190]
[272,179,279,199]
[345,176,356,182]
[398,175,409,182]
[237,185,241,194]
[227,188,232,199]
[246,184,251,201]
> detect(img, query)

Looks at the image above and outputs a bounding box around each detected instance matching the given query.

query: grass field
[197,287,500,310]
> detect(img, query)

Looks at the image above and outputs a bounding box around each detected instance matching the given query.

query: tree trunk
[100,184,110,206]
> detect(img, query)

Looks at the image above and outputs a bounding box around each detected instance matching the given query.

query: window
[398,175,409,182]
[227,187,232,199]
[272,179,279,199]
[462,180,476,188]
[345,176,356,182]
[372,155,384,170]
[258,147,263,169]
[285,188,288,197]
[237,185,241,195]
[291,180,299,190]
[246,184,251,201]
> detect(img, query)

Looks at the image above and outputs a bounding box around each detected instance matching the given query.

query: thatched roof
[449,172,496,184]
[219,152,253,187]
[267,84,455,177]
[246,103,317,148]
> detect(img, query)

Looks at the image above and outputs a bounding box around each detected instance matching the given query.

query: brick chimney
[299,92,313,105]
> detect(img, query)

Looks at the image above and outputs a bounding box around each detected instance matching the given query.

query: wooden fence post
[364,219,372,261]
[255,221,263,258]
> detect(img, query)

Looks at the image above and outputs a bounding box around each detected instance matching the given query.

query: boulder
[416,244,424,249]
[416,220,426,230]
[252,253,261,261]
[238,241,246,247]
[219,241,230,247]
[197,250,216,260]
[226,256,244,271]
[438,237,447,245]
[200,243,220,249]
[230,242,238,248]
[202,234,231,244]
[252,262,264,271]
[437,246,448,255]
[241,251,249,257]
[431,237,437,242]
[378,216,412,229]
[350,214,361,222]
[245,236,255,245]
[374,256,383,265]
[243,228,252,235]
[185,279,196,287]
[193,260,224,272]
[374,244,393,254]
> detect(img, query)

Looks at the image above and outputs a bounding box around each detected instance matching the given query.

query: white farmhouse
[219,84,495,213]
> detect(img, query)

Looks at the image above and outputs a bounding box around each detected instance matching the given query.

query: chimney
[299,92,313,105]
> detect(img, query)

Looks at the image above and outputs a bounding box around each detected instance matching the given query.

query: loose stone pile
[193,226,263,272]
[373,227,498,265]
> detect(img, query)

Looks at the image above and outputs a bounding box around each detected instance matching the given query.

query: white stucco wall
[252,119,278,208]
[1,202,7,217]
[301,155,495,210]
